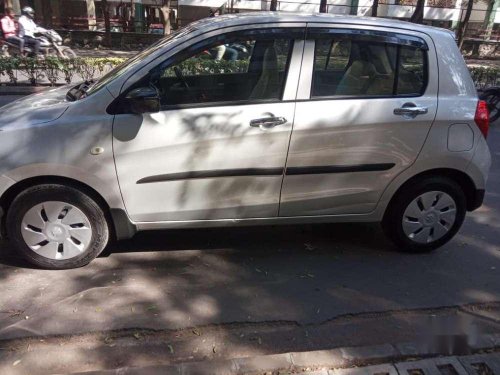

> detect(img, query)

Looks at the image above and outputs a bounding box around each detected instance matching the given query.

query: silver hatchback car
[0,13,491,269]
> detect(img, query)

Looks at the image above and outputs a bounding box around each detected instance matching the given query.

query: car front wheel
[6,184,109,269]
[383,177,467,252]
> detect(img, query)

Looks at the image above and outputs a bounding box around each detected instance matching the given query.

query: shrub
[164,58,250,77]
[0,57,127,86]
[468,66,500,89]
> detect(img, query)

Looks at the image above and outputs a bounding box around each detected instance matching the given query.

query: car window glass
[314,40,351,71]
[312,35,426,98]
[150,33,293,107]
[397,46,426,95]
[86,25,198,97]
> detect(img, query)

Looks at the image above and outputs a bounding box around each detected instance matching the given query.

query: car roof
[188,12,452,38]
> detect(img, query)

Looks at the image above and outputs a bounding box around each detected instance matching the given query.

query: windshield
[83,25,199,97]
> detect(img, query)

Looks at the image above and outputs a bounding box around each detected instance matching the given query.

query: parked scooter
[1,29,76,59]
[479,87,500,123]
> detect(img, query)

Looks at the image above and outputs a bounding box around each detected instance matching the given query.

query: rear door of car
[279,25,438,217]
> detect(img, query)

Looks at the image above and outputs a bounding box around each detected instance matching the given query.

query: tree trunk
[350,0,359,15]
[371,0,379,16]
[133,0,144,32]
[160,0,171,35]
[43,0,53,27]
[32,0,53,27]
[51,0,61,28]
[410,0,426,23]
[86,0,97,30]
[483,0,500,40]
[319,0,327,13]
[457,0,474,48]
[33,0,44,24]
[101,0,112,47]
[270,0,278,11]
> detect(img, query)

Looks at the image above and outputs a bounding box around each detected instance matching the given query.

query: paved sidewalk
[293,353,500,375]
[66,344,500,374]
[296,353,500,375]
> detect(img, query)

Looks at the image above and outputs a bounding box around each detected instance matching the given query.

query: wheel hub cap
[402,191,457,244]
[423,212,437,225]
[46,223,68,242]
[21,201,92,260]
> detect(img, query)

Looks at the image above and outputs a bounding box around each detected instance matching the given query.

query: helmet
[21,6,35,19]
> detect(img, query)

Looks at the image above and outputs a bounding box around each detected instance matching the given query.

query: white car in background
[0,13,491,269]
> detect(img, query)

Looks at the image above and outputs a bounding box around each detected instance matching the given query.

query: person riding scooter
[1,7,24,54]
[18,6,46,57]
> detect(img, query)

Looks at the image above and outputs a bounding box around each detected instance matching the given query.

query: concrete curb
[68,333,500,375]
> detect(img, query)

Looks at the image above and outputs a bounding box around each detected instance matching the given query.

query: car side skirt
[133,212,380,232]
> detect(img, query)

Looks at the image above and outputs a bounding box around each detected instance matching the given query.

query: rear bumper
[469,189,485,211]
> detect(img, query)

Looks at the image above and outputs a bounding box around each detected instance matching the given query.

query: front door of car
[113,28,304,222]
[280,27,438,217]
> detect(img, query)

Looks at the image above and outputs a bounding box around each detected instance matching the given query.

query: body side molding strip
[137,168,284,184]
[136,163,396,184]
[285,163,395,175]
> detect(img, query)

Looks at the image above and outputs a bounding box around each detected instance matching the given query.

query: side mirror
[125,86,160,114]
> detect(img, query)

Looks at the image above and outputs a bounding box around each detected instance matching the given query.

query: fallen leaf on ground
[299,273,315,279]
[168,344,174,354]
[13,360,21,366]
[133,332,142,340]
[192,329,201,336]
[104,337,113,345]
[304,243,315,251]
[0,310,24,318]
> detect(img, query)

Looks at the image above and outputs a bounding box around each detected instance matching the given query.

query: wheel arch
[0,176,135,241]
[383,168,479,221]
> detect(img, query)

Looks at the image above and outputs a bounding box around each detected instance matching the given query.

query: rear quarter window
[311,30,428,99]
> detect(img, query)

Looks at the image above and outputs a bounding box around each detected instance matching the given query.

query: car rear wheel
[6,184,109,269]
[382,177,466,252]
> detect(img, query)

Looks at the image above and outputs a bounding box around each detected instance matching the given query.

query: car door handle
[394,104,428,118]
[250,117,287,130]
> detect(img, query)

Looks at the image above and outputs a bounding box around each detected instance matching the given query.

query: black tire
[482,89,500,123]
[60,47,77,59]
[382,177,466,253]
[6,184,109,269]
